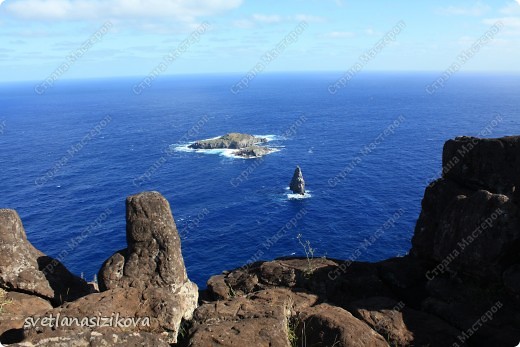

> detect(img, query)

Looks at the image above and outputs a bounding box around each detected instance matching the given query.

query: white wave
[254,134,280,142]
[286,188,312,200]
[172,144,193,152]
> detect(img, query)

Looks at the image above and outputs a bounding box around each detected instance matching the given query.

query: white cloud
[292,14,325,23]
[484,17,520,28]
[324,31,355,39]
[251,14,282,24]
[499,1,520,15]
[437,3,490,17]
[4,0,243,20]
[483,17,520,37]
[232,13,325,29]
[232,19,254,29]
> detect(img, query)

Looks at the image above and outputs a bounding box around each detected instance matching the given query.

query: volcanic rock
[0,209,91,305]
[289,166,305,195]
[97,191,198,343]
[0,290,52,344]
[235,145,273,158]
[411,136,520,282]
[188,133,267,150]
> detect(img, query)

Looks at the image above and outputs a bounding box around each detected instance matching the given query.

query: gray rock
[189,133,267,150]
[0,209,91,305]
[289,166,305,195]
[235,145,273,158]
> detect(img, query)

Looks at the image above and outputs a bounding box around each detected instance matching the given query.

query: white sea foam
[285,187,312,200]
[254,134,280,142]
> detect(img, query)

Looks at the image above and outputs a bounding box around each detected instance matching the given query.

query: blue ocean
[0,72,518,288]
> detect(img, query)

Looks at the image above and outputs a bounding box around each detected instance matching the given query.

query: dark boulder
[289,166,305,195]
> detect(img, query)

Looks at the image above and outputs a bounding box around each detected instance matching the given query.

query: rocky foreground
[188,133,273,158]
[1,136,520,346]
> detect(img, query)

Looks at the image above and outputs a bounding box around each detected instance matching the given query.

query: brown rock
[97,192,198,343]
[0,209,91,305]
[187,318,290,347]
[296,303,388,347]
[0,290,53,344]
[13,330,169,346]
[99,191,191,290]
[22,287,187,345]
[350,296,464,347]
[189,288,318,347]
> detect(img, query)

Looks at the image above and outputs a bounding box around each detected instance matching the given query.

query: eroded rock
[0,209,91,305]
[97,192,198,343]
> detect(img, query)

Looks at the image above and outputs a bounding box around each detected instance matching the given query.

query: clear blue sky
[0,0,519,82]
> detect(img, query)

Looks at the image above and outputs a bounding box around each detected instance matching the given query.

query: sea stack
[290,166,305,195]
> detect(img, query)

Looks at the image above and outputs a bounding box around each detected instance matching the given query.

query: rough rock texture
[188,133,267,150]
[235,145,273,158]
[412,136,520,282]
[296,304,388,346]
[350,296,464,346]
[199,258,472,347]
[289,166,305,195]
[0,209,91,304]
[188,288,317,347]
[442,136,520,194]
[21,287,179,345]
[0,290,53,344]
[13,331,169,347]
[98,192,198,343]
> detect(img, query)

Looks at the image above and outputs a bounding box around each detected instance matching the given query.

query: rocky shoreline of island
[185,132,276,158]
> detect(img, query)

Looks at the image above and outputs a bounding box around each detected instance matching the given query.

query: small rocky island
[188,133,274,158]
[289,166,305,195]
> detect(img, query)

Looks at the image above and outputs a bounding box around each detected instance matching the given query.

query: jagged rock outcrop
[411,136,520,282]
[97,192,198,343]
[0,209,91,305]
[235,145,273,158]
[188,133,267,150]
[99,192,192,290]
[289,166,305,195]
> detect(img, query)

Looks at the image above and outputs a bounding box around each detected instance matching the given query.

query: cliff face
[412,136,520,284]
[1,136,520,346]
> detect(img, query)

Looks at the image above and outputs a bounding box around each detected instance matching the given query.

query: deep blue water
[0,72,518,288]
